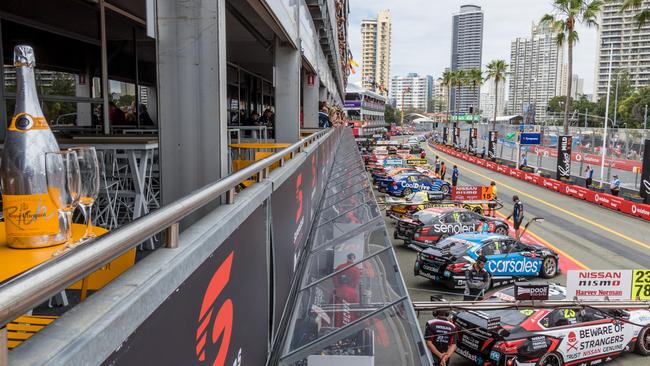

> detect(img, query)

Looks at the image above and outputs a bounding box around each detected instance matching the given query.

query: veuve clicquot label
[2,193,60,236]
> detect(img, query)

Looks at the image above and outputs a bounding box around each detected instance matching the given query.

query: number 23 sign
[633,270,650,300]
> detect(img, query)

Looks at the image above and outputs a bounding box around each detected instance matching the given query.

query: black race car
[451,284,650,366]
[394,206,509,247]
[414,232,560,289]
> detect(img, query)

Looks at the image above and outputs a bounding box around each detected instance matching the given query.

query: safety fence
[430,142,650,222]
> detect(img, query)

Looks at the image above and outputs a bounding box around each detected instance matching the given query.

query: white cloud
[348,0,598,94]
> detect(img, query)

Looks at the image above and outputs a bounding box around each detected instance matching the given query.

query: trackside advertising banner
[556,135,572,180]
[468,128,477,150]
[430,143,650,222]
[102,206,269,366]
[567,270,632,301]
[641,139,650,204]
[488,131,497,161]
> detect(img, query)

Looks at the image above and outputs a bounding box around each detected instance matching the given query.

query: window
[541,308,582,328]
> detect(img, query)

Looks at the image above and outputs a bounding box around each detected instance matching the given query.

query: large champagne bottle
[1,45,66,248]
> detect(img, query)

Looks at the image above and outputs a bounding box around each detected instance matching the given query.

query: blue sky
[348,0,599,94]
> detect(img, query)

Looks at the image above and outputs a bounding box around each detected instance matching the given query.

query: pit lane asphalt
[381,137,648,366]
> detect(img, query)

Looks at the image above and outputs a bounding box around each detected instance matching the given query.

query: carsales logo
[196,252,235,366]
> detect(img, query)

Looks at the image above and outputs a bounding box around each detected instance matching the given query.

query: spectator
[520,152,528,170]
[481,146,486,159]
[451,165,459,187]
[245,111,260,126]
[318,102,330,128]
[139,104,155,126]
[507,195,525,238]
[425,311,458,366]
[464,255,490,301]
[610,175,621,196]
[259,108,274,126]
[109,101,126,125]
[439,162,447,181]
[584,165,594,188]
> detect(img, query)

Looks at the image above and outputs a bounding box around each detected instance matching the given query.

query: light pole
[600,43,614,185]
[613,73,620,127]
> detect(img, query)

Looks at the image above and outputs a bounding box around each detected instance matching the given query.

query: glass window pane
[280,299,427,366]
[302,220,390,287]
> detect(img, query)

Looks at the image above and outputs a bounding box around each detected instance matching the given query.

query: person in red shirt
[333,253,360,289]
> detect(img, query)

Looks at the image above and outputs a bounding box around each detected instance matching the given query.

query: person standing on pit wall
[451,165,459,187]
[610,175,621,196]
[439,162,447,181]
[584,165,594,188]
[519,152,528,170]
[487,181,497,217]
[464,255,490,301]
[507,195,524,238]
[424,310,458,366]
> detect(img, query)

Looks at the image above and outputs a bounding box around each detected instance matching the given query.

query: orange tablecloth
[0,223,135,290]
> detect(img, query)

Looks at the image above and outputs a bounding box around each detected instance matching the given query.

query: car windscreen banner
[101,205,269,366]
[641,139,650,203]
[271,156,314,333]
[443,127,449,144]
[556,135,572,180]
[468,128,477,150]
[488,131,497,161]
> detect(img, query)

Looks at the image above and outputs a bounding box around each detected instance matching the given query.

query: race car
[395,207,509,245]
[386,193,498,219]
[379,173,451,197]
[413,232,560,289]
[451,284,650,366]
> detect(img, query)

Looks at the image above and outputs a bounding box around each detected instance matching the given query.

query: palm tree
[621,0,650,29]
[467,68,483,122]
[485,60,508,130]
[442,70,453,125]
[542,0,603,135]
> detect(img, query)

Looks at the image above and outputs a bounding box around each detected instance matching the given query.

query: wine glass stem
[80,203,94,238]
[64,210,74,243]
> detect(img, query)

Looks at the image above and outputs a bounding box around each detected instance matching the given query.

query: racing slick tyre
[540,257,558,278]
[403,188,412,196]
[393,230,398,239]
[494,226,508,236]
[635,326,650,356]
[537,352,563,366]
[440,185,450,195]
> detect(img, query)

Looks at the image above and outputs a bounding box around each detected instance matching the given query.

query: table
[0,223,135,292]
[227,125,269,141]
[60,139,159,219]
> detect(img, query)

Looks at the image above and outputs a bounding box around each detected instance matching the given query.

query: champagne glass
[45,150,81,250]
[69,147,100,240]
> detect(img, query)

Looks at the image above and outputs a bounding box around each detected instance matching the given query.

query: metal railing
[0,129,332,337]
[413,300,650,312]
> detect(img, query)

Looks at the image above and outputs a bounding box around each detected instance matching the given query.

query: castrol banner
[567,270,632,301]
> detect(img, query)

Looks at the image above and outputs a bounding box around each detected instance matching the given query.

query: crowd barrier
[430,142,650,222]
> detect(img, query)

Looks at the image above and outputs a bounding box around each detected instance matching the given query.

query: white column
[157,0,228,205]
[274,39,301,142]
[302,70,319,128]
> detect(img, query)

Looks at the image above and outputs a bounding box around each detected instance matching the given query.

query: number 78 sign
[633,270,650,300]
